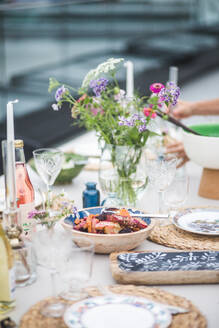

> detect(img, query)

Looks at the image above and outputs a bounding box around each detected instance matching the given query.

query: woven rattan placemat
[19,284,206,328]
[149,223,219,250]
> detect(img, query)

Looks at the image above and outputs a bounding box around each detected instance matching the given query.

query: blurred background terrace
[0,0,219,173]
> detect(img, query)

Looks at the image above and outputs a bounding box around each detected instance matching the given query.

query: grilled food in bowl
[61,207,156,254]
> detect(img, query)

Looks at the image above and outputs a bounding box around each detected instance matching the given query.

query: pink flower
[77,93,87,103]
[150,83,165,94]
[90,108,104,116]
[151,112,157,119]
[143,107,151,117]
[71,94,87,118]
[90,97,104,116]
[90,107,100,116]
[143,107,157,119]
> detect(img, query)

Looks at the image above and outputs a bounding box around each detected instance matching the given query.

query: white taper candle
[6,99,18,209]
[124,61,134,98]
[169,66,178,86]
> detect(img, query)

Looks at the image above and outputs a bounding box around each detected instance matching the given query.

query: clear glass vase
[99,143,148,207]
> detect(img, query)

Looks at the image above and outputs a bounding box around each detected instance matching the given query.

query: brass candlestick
[3,208,23,248]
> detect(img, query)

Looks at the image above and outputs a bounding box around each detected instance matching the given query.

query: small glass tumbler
[59,236,94,301]
[13,241,37,287]
[162,175,189,222]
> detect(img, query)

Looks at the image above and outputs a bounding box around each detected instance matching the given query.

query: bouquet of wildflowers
[28,193,77,229]
[48,58,180,205]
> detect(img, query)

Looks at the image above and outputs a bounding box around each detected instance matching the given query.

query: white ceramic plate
[64,295,172,328]
[173,208,219,236]
[0,189,42,213]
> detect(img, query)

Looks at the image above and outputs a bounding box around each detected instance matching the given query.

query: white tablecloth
[10,132,219,327]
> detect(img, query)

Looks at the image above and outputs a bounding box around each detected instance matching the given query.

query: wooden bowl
[60,207,156,254]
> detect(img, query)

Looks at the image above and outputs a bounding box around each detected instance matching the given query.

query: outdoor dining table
[7,132,219,327]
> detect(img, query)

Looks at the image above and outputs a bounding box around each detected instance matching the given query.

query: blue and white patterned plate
[173,208,219,236]
[64,206,152,229]
[64,295,172,328]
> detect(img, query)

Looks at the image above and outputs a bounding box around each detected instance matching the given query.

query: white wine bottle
[0,223,15,317]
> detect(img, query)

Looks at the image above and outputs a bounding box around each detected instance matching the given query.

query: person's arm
[172,99,219,119]
[165,141,189,168]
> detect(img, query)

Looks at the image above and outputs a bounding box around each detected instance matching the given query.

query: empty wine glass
[146,154,177,214]
[32,224,72,317]
[33,148,63,215]
[162,175,189,221]
[59,236,94,301]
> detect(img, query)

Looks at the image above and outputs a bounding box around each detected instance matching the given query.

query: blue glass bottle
[83,182,100,208]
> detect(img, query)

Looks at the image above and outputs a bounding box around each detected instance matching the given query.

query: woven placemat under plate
[19,284,206,328]
[149,223,219,250]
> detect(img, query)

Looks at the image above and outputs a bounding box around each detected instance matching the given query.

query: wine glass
[32,224,72,317]
[33,148,63,215]
[146,154,177,214]
[59,236,94,301]
[162,175,189,221]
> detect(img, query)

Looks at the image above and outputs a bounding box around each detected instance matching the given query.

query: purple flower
[60,201,70,208]
[138,124,147,133]
[118,115,134,127]
[127,121,135,127]
[55,85,68,102]
[118,116,126,126]
[158,82,180,106]
[72,206,78,215]
[131,113,141,121]
[89,78,108,97]
[28,210,37,219]
[118,114,147,131]
[28,209,46,219]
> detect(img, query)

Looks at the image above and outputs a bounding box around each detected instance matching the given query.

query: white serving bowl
[182,130,219,169]
[61,207,156,254]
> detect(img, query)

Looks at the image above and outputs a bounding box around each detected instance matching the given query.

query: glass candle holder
[13,240,37,287]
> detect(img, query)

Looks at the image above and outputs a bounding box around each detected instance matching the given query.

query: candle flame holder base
[3,208,23,248]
